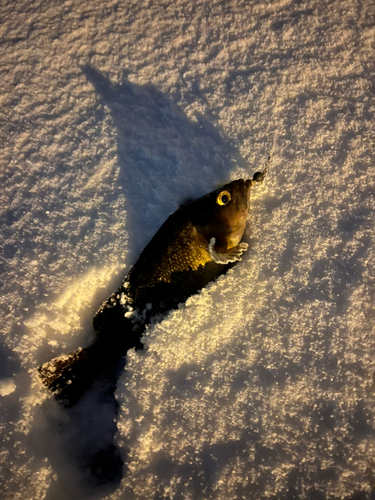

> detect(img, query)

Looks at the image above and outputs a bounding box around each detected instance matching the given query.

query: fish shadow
[33,65,248,494]
[82,64,246,258]
[31,358,127,499]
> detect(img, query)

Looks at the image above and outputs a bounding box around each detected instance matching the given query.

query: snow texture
[0,0,374,498]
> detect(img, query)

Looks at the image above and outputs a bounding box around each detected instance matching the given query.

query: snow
[0,0,374,498]
[0,379,16,397]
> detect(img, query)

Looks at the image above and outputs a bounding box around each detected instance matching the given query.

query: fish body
[38,174,266,406]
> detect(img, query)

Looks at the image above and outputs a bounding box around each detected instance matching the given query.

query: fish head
[196,178,253,250]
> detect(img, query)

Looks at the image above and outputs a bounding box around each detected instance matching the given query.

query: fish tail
[38,343,116,407]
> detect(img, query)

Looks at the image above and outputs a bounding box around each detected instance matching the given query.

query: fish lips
[227,179,252,212]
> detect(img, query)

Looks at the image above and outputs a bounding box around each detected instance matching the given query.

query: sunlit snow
[0,0,374,499]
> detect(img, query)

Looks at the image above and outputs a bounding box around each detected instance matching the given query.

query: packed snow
[0,0,374,498]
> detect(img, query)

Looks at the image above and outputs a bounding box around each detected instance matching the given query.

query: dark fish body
[38,173,266,406]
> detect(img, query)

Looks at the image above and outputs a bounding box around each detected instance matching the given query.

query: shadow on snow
[32,64,247,497]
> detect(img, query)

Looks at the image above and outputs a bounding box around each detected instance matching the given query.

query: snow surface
[0,0,374,498]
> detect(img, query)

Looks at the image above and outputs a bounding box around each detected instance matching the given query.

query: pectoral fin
[208,237,248,264]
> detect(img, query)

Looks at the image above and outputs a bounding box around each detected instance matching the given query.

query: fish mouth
[233,179,252,211]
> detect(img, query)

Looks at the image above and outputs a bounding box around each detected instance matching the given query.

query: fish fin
[208,237,248,264]
[38,344,116,407]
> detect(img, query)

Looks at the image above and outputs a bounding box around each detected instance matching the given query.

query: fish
[38,166,268,407]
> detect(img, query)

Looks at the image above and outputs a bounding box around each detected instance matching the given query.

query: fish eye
[216,190,231,206]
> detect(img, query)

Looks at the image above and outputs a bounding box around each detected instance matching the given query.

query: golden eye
[216,190,231,206]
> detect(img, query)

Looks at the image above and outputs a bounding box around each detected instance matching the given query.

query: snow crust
[0,0,374,498]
